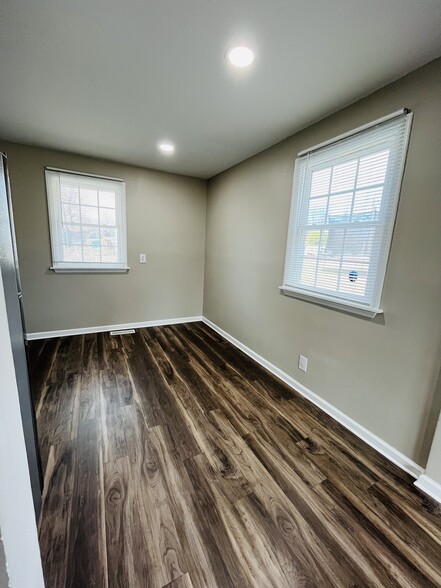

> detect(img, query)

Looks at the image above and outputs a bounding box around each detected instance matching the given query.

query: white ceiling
[0,0,440,179]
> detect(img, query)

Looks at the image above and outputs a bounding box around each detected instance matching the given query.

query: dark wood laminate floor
[30,322,441,588]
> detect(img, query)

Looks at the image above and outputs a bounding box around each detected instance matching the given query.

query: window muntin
[45,170,127,272]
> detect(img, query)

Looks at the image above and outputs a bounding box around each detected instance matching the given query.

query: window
[45,169,128,273]
[281,110,412,317]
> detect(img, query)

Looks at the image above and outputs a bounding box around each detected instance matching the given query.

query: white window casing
[45,168,128,273]
[281,110,413,318]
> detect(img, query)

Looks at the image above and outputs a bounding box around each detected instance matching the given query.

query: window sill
[50,266,130,274]
[279,286,383,318]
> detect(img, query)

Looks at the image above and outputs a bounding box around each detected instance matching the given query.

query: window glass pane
[83,246,101,262]
[300,228,345,293]
[307,197,327,225]
[62,203,80,223]
[303,229,321,260]
[338,261,369,296]
[62,226,81,245]
[99,207,116,226]
[328,193,352,223]
[80,188,98,206]
[62,245,82,262]
[352,188,383,221]
[310,168,331,197]
[299,229,322,287]
[101,248,118,263]
[82,227,100,248]
[357,150,389,188]
[323,227,344,257]
[81,205,99,225]
[316,258,339,291]
[300,257,317,286]
[330,160,357,193]
[61,185,79,204]
[343,226,375,259]
[100,228,118,248]
[99,191,115,208]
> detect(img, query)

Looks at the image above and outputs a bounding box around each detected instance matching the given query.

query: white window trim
[49,266,130,274]
[45,168,129,273]
[279,286,382,318]
[280,110,413,318]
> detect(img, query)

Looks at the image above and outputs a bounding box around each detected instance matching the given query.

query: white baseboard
[25,315,203,341]
[414,474,441,503]
[202,316,424,480]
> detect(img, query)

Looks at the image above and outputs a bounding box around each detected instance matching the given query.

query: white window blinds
[281,110,412,317]
[45,169,128,272]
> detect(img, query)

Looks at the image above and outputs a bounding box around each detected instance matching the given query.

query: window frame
[45,168,129,273]
[280,110,413,318]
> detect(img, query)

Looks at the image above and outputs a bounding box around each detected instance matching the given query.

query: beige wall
[0,142,207,333]
[204,59,441,466]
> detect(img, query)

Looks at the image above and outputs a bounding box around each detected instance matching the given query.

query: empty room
[1,1,441,587]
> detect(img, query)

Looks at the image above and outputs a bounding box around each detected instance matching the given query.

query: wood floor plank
[373,479,441,542]
[313,479,440,587]
[297,434,378,492]
[65,418,108,588]
[150,326,218,414]
[29,337,60,409]
[242,429,379,585]
[82,333,98,370]
[247,425,327,488]
[134,425,187,587]
[48,336,76,384]
[191,322,295,401]
[317,478,441,586]
[136,334,203,459]
[136,336,253,503]
[169,325,271,435]
[37,370,80,470]
[104,455,154,588]
[38,443,75,588]
[183,453,253,588]
[147,424,227,588]
[32,322,441,588]
[120,332,162,428]
[235,487,330,588]
[100,370,128,463]
[163,572,194,588]
[207,410,383,586]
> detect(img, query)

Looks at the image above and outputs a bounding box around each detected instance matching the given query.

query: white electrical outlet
[299,354,308,372]
[139,253,146,264]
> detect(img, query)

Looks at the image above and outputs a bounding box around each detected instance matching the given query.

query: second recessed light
[227,46,254,68]
[158,142,175,155]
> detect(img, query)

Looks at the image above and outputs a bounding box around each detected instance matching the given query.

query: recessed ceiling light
[227,46,254,68]
[158,142,175,155]
[227,47,254,67]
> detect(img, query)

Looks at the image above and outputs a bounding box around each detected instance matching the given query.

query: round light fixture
[227,46,254,68]
[158,142,175,155]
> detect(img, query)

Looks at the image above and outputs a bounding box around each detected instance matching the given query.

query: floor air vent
[110,329,136,336]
